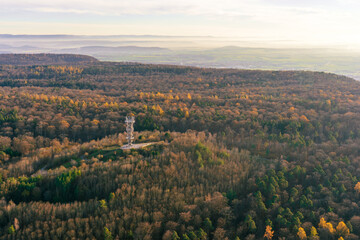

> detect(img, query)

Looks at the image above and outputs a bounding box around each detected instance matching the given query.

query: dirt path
[120,142,157,150]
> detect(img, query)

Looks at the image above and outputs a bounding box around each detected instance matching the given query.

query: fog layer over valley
[1,34,360,80]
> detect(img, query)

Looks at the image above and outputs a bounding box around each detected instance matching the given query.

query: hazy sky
[1,0,360,47]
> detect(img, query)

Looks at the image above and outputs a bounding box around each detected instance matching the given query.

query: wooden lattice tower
[125,115,135,146]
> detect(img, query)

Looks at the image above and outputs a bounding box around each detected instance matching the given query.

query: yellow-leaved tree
[336,221,350,237]
[319,217,335,234]
[310,226,319,238]
[319,217,327,228]
[326,222,335,234]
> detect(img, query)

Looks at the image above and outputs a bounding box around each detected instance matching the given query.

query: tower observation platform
[121,115,156,150]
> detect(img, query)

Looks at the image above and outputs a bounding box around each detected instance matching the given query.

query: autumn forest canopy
[0,54,360,239]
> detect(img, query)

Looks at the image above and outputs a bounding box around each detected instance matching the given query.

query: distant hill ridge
[78,45,169,51]
[56,45,171,55]
[0,53,99,65]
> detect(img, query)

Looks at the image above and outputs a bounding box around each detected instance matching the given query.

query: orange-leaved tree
[264,225,274,240]
[297,227,307,240]
[354,182,360,193]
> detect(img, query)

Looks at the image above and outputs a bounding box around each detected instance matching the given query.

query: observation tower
[125,115,135,146]
[121,114,157,150]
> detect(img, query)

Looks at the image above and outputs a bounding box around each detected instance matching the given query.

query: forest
[0,54,359,239]
[0,54,98,65]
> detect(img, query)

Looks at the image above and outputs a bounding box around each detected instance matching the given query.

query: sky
[1,0,360,48]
